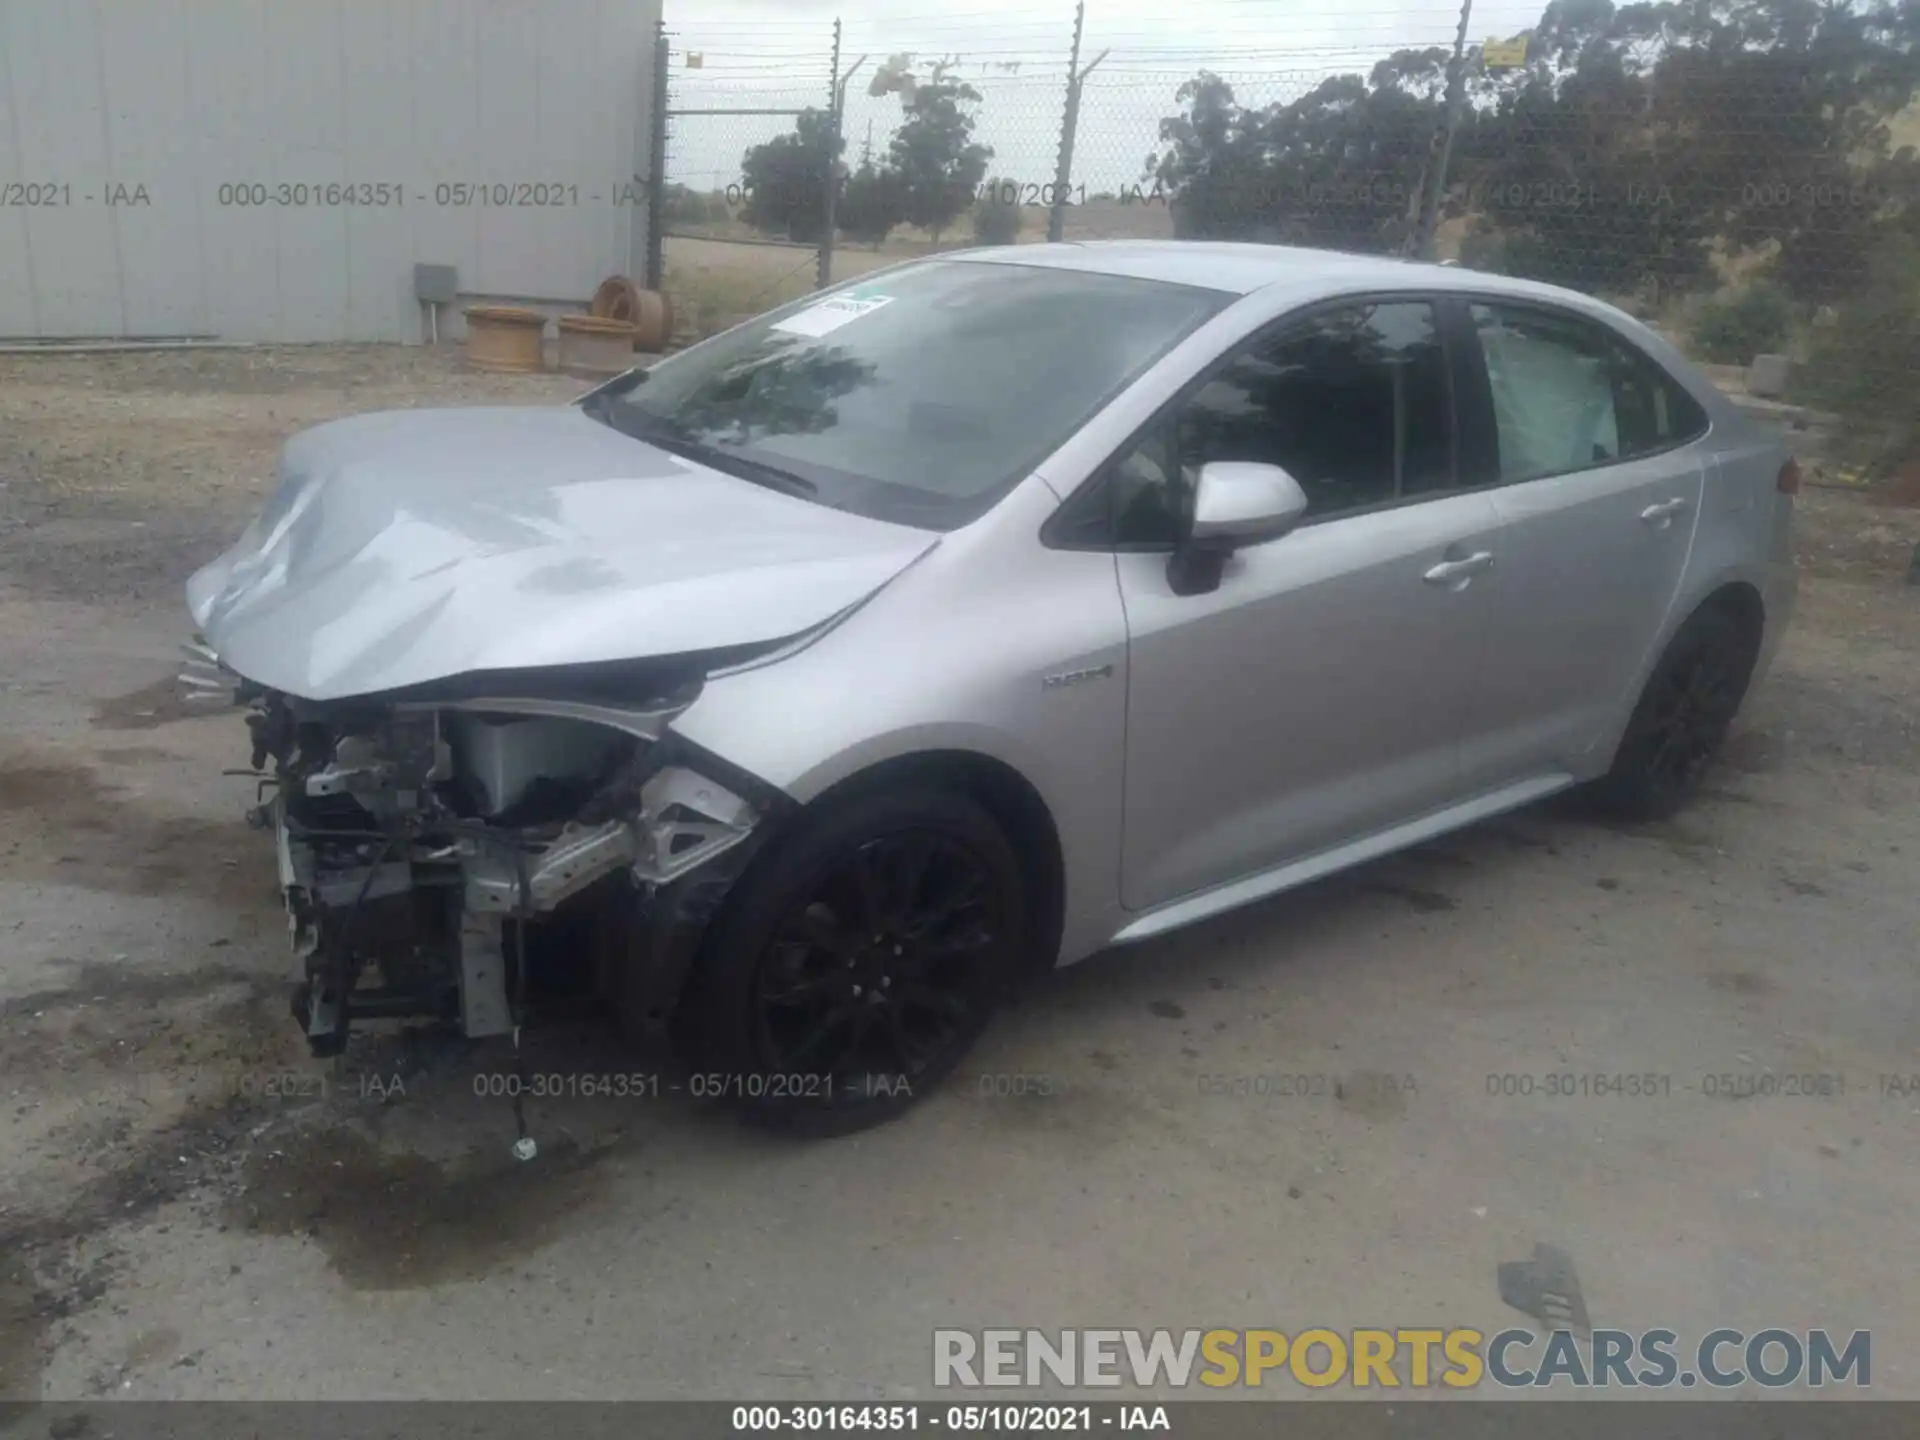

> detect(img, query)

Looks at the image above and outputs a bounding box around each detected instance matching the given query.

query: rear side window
[1470,302,1708,483]
[1614,339,1709,455]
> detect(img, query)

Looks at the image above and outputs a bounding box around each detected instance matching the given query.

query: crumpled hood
[188,406,937,701]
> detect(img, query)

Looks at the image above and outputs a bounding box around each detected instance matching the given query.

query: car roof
[951,240,1456,296]
[946,239,1734,417]
[955,238,1681,332]
[949,239,1623,315]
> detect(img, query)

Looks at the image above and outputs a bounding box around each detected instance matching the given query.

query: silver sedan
[185,242,1797,1130]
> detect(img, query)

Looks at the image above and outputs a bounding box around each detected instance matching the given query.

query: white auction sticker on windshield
[771,295,893,337]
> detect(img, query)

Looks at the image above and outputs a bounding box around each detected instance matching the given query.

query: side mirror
[1168,462,1310,596]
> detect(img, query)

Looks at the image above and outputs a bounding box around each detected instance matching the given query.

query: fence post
[1048,0,1087,244]
[1409,0,1472,260]
[819,18,843,290]
[645,22,670,292]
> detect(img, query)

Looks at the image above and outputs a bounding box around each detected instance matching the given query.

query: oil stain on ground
[1336,1069,1412,1121]
[0,1243,119,1401]
[0,958,260,1026]
[0,1263,48,1400]
[1,984,283,1091]
[1598,813,1723,857]
[90,677,210,731]
[1709,968,1774,997]
[1,1083,294,1396]
[0,763,92,812]
[120,1325,183,1372]
[0,755,271,908]
[93,745,177,766]
[1718,728,1778,775]
[1361,880,1458,914]
[228,1127,619,1291]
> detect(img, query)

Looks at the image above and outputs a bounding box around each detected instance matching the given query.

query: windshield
[590,260,1230,529]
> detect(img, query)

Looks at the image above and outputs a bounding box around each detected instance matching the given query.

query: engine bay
[201,650,774,1058]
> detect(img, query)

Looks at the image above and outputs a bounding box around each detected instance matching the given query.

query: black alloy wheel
[1589,602,1757,821]
[1638,641,1740,799]
[679,785,1025,1134]
[755,830,999,1089]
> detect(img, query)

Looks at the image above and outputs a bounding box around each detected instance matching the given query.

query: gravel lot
[1,345,1917,1404]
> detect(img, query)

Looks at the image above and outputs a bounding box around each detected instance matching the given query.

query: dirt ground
[0,344,1917,1405]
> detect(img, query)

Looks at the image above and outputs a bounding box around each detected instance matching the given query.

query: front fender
[665,509,1132,966]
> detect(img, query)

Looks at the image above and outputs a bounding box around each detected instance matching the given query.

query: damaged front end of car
[182,641,791,1057]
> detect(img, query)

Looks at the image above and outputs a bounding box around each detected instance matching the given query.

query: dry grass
[662,197,1178,338]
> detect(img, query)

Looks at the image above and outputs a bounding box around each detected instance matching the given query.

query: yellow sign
[685,52,704,69]
[1483,37,1529,68]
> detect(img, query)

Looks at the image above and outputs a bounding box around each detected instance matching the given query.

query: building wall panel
[0,0,662,342]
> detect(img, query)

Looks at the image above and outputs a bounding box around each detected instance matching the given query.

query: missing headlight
[230,681,767,1058]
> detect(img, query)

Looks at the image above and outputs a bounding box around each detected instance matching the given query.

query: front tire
[1586,602,1759,822]
[676,784,1025,1135]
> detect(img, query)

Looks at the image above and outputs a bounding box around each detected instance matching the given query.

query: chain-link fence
[654,19,839,338]
[657,1,1920,481]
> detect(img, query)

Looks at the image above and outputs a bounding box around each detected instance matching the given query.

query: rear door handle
[1423,551,1495,589]
[1640,497,1692,527]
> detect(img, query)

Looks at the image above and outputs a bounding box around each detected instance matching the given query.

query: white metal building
[0,0,663,343]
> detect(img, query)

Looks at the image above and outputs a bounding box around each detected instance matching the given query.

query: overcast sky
[664,0,1551,193]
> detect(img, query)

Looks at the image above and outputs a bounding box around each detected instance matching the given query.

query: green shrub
[1794,237,1920,474]
[1690,283,1793,364]
[972,178,1022,246]
[1455,222,1555,282]
[838,164,902,248]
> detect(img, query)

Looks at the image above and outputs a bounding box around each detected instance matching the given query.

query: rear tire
[674,784,1025,1136]
[1585,602,1759,822]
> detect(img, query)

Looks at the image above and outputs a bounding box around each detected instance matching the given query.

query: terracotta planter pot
[590,275,675,352]
[557,313,640,376]
[590,274,641,322]
[463,305,548,373]
[629,289,674,352]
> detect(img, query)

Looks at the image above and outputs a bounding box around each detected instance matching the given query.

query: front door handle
[1423,551,1495,589]
[1640,497,1692,527]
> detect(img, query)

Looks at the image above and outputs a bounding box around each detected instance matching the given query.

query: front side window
[589,260,1229,531]
[1471,302,1709,484]
[1108,300,1453,546]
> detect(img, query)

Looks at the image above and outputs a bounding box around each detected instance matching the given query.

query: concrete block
[1748,353,1792,398]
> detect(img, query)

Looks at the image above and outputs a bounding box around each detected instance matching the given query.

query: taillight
[1777,457,1802,495]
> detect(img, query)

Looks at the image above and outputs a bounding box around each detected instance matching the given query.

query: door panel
[1459,454,1702,786]
[1118,491,1503,910]
[1454,301,1707,788]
